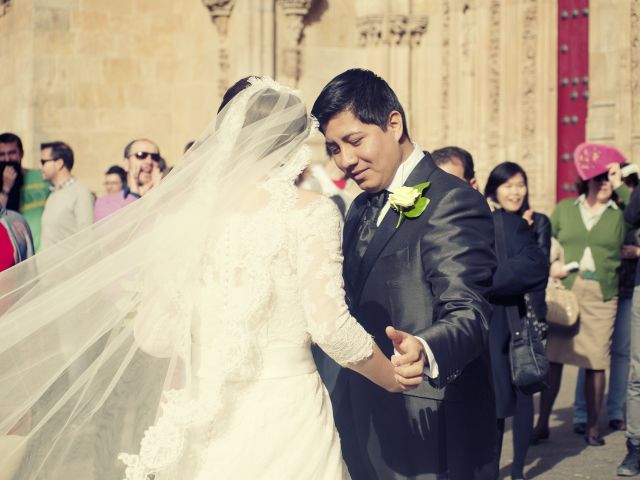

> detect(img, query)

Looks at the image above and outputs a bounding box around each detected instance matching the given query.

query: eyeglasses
[132,151,161,162]
[40,158,57,166]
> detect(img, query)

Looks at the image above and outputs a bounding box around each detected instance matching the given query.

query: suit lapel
[342,196,368,296]
[352,154,438,303]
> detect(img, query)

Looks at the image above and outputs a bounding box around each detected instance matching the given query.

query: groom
[312,69,499,479]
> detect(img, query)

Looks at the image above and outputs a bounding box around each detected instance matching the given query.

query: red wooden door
[556,0,589,200]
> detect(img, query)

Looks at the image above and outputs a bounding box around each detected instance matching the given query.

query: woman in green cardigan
[533,143,630,446]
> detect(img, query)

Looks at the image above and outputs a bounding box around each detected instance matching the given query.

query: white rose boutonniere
[388,181,431,228]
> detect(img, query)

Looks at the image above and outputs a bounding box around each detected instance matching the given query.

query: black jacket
[489,211,549,417]
[624,187,640,287]
[336,153,499,480]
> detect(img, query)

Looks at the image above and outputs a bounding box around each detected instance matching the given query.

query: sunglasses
[40,158,58,166]
[132,151,161,162]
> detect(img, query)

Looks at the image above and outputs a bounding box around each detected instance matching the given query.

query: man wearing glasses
[93,139,165,222]
[39,141,94,250]
[123,138,165,197]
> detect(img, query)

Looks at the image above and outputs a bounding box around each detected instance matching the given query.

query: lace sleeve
[296,196,373,367]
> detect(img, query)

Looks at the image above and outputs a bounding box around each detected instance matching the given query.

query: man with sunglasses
[39,141,94,250]
[123,139,164,197]
[92,139,164,222]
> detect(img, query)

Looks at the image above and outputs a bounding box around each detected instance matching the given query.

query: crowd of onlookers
[0,132,189,270]
[3,127,640,477]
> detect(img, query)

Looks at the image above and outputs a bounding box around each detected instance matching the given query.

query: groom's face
[323,110,404,193]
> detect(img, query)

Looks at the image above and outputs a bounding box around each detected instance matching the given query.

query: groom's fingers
[394,373,424,388]
[394,361,425,379]
[385,326,405,351]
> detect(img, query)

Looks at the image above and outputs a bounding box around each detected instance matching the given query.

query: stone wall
[587,0,640,167]
[0,1,34,158]
[1,0,637,211]
[1,0,220,192]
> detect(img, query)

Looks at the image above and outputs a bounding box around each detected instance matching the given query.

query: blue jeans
[627,286,640,440]
[574,295,633,423]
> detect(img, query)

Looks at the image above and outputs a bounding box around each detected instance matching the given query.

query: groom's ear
[387,111,404,142]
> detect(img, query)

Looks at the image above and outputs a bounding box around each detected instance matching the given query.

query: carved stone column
[202,0,237,96]
[276,0,312,87]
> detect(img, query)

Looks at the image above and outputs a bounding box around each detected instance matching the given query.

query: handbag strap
[493,211,524,341]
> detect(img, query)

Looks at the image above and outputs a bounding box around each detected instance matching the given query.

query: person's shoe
[617,439,640,476]
[530,427,549,445]
[585,435,606,446]
[573,422,587,435]
[611,419,627,431]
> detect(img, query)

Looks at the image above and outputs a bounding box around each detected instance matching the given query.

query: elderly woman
[533,143,630,446]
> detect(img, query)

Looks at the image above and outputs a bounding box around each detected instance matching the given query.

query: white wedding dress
[191,184,373,479]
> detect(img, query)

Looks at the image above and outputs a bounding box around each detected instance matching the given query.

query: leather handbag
[546,278,579,329]
[494,212,549,395]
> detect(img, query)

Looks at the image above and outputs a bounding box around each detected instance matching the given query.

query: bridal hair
[218,76,256,113]
[311,68,410,140]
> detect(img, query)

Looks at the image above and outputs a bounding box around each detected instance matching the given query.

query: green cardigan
[550,185,630,301]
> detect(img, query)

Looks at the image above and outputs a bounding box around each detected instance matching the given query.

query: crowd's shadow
[498,404,616,479]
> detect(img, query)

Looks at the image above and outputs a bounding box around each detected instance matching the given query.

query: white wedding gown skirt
[196,346,350,480]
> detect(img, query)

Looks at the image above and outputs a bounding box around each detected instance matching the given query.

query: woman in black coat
[485,162,550,480]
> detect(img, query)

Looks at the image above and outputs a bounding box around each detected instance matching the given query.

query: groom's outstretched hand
[386,326,426,390]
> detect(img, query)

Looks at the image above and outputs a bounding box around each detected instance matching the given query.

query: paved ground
[500,365,628,480]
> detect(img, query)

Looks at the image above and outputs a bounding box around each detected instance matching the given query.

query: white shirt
[376,143,440,379]
[575,194,618,272]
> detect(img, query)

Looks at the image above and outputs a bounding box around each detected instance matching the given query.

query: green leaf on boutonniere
[390,181,432,228]
[404,196,430,218]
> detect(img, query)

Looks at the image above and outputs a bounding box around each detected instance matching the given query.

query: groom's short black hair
[311,69,410,140]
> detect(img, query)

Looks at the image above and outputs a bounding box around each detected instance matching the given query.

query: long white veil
[0,77,314,479]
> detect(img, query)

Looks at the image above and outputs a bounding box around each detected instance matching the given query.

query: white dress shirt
[376,143,440,379]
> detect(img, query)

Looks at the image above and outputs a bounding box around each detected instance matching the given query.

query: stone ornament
[356,14,428,47]
[202,0,237,38]
[276,0,314,85]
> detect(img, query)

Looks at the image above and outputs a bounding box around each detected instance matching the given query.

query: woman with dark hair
[484,161,551,480]
[533,143,630,447]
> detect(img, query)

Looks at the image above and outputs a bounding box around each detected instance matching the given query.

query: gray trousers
[627,285,640,440]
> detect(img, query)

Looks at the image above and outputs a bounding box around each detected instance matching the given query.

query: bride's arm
[295,194,401,393]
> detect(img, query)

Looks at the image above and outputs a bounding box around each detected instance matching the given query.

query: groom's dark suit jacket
[335,153,499,480]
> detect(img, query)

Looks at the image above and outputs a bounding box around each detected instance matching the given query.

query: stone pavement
[500,365,628,480]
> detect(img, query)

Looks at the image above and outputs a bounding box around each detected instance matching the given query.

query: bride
[0,77,410,479]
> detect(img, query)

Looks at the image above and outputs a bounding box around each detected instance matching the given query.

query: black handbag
[494,212,549,395]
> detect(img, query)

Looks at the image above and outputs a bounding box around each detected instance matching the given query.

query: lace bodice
[192,184,373,372]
